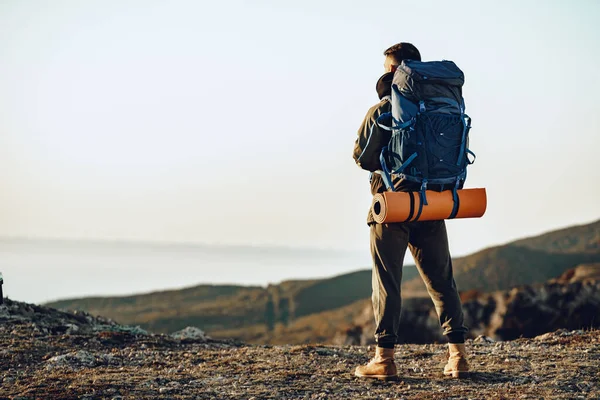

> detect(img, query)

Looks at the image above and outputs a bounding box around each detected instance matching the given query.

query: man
[352,42,470,380]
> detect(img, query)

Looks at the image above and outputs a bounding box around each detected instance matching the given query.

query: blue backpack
[377,59,475,218]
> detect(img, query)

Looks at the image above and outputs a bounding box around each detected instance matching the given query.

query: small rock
[47,350,96,368]
[94,324,148,335]
[170,326,207,341]
[474,335,495,343]
[3,376,15,384]
[315,348,335,356]
[64,324,79,334]
[534,332,554,341]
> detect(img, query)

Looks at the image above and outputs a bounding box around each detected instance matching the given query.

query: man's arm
[352,99,392,172]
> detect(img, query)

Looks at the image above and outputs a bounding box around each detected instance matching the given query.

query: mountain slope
[511,219,600,253]
[403,219,600,293]
[48,268,423,337]
[47,218,600,343]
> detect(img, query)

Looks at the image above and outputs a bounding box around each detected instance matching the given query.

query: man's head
[383,42,421,72]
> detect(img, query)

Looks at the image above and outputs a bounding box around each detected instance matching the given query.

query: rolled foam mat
[372,188,487,224]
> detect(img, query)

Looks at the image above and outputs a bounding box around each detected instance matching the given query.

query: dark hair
[383,42,421,63]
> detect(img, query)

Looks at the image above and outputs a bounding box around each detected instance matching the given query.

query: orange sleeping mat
[372,188,487,224]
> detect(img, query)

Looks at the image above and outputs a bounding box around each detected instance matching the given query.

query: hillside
[403,219,600,293]
[511,219,600,252]
[48,268,420,342]
[47,219,600,343]
[1,299,599,399]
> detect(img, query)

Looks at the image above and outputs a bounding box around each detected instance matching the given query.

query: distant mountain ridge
[511,219,600,253]
[47,219,600,343]
[403,219,600,293]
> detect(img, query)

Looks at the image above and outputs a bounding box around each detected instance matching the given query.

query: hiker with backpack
[352,43,472,380]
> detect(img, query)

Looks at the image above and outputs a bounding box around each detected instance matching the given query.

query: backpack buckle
[420,180,428,206]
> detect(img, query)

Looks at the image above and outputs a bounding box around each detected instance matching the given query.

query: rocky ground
[1,299,599,400]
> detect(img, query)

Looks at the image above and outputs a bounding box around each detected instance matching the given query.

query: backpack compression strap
[379,147,394,191]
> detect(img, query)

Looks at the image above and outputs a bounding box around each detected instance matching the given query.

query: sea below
[0,238,372,304]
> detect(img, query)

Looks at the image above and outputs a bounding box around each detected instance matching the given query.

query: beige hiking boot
[443,343,470,378]
[354,347,398,381]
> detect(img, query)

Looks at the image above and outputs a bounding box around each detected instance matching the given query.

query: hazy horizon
[2,214,598,254]
[2,217,597,304]
[0,236,372,304]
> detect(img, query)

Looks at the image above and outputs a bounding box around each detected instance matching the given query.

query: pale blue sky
[0,0,598,257]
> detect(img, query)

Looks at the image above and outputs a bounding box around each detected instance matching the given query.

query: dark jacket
[352,72,427,223]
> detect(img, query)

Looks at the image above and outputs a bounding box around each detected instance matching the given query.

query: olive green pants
[370,220,468,346]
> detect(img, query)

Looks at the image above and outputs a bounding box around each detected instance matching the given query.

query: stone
[170,326,208,341]
[474,335,495,343]
[47,350,96,368]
